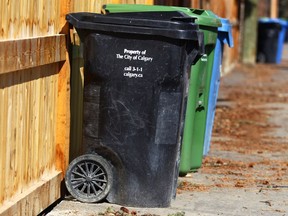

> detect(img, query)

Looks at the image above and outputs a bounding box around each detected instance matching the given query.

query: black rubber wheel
[65,154,113,203]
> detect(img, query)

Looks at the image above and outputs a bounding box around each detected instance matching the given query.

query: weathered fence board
[55,52,70,174]
[0,171,62,216]
[0,0,63,40]
[0,35,66,75]
[0,63,61,212]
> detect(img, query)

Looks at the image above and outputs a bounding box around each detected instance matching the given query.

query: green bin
[103,4,221,175]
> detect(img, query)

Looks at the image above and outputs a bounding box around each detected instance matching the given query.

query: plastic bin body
[203,18,234,156]
[187,26,218,172]
[103,3,221,176]
[66,12,203,207]
[257,18,287,64]
[285,21,288,42]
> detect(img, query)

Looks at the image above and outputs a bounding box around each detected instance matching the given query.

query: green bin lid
[103,4,222,27]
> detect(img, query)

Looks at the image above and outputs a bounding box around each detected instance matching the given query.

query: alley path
[46,49,288,216]
[175,43,288,215]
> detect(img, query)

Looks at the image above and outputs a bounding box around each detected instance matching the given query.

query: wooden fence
[0,0,70,214]
[0,37,69,216]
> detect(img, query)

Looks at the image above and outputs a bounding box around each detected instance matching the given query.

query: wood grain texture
[0,0,71,214]
[0,35,66,75]
[0,171,62,216]
[0,0,62,39]
[55,52,71,176]
[0,64,60,205]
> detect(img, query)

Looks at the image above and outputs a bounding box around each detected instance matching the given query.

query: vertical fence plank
[0,75,8,204]
[55,56,70,175]
[5,74,13,200]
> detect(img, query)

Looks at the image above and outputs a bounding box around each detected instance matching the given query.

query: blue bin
[285,20,288,42]
[203,18,234,156]
[285,21,288,42]
[257,18,288,64]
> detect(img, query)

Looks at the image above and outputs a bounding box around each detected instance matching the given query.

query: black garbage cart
[65,11,204,207]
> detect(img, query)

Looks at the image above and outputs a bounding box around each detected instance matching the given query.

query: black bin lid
[66,11,201,40]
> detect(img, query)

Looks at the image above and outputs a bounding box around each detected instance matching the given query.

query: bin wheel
[65,154,113,203]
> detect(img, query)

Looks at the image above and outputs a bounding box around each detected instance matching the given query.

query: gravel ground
[44,47,288,216]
